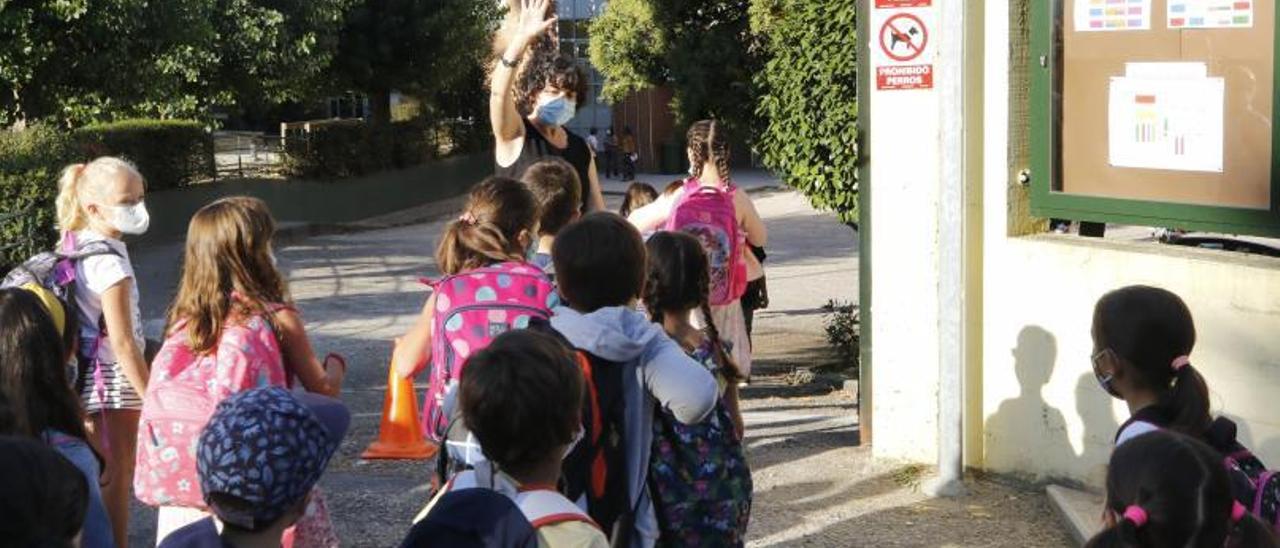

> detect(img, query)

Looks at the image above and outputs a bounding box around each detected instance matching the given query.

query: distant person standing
[621,126,638,181]
[586,127,601,156]
[605,127,620,179]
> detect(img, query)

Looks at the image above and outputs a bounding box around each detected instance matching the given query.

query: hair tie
[1230,501,1246,523]
[1171,355,1191,372]
[1122,505,1149,528]
[458,211,477,225]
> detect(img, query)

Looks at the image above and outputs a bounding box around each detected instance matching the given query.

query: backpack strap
[1254,470,1277,517]
[573,351,607,499]
[514,490,600,530]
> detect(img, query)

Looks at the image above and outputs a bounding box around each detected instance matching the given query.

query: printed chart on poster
[1168,0,1253,29]
[1108,71,1225,173]
[1076,0,1152,32]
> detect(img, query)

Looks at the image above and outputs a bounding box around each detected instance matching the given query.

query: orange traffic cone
[362,353,438,460]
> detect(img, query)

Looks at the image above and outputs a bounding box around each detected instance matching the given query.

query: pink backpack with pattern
[665,178,748,305]
[422,262,558,441]
[135,302,290,508]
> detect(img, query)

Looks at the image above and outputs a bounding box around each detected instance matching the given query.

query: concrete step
[1046,484,1105,546]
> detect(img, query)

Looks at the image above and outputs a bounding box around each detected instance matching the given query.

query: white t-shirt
[74,230,144,364]
[586,134,602,153]
[1115,420,1162,446]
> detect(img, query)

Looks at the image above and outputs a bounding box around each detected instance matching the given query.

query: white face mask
[108,201,150,235]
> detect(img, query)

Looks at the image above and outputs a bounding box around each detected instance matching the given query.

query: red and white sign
[879,13,928,63]
[875,0,931,8]
[876,65,933,90]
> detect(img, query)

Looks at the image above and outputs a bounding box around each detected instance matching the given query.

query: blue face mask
[536,96,576,127]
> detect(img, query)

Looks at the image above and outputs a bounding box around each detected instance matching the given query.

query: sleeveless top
[496,119,593,212]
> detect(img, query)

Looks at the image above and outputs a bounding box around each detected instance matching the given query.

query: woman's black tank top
[496,119,593,212]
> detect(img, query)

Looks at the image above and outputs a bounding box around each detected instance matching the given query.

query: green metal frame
[857,0,873,447]
[1029,0,1280,236]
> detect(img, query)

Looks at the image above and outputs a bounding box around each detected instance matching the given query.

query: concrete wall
[136,153,489,245]
[978,0,1280,489]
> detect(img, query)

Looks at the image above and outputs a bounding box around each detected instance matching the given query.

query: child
[1086,430,1279,547]
[641,231,752,544]
[55,156,151,548]
[1091,285,1280,530]
[627,120,767,382]
[137,197,346,543]
[159,387,350,548]
[619,182,658,219]
[549,212,718,547]
[0,436,92,547]
[521,158,582,275]
[0,288,114,547]
[405,330,607,547]
[392,177,557,452]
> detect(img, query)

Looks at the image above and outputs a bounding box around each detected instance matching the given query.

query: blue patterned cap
[196,387,349,530]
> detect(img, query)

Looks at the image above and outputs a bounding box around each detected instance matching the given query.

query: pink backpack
[422,262,557,440]
[665,178,748,305]
[135,302,290,508]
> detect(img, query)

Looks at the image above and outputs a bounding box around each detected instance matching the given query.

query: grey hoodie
[549,305,719,548]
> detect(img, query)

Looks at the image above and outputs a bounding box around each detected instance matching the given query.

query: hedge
[0,120,214,271]
[75,119,215,191]
[284,118,490,180]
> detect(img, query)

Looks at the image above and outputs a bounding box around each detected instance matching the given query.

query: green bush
[822,299,860,373]
[74,119,215,191]
[283,119,452,180]
[0,125,75,271]
[751,0,859,225]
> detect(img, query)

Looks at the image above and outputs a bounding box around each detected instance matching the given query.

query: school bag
[1,236,120,375]
[524,318,635,545]
[1124,414,1280,534]
[422,262,558,444]
[134,299,291,508]
[407,465,598,548]
[649,395,752,546]
[664,178,748,306]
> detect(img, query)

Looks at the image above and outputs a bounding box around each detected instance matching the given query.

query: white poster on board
[1168,0,1253,29]
[1075,0,1152,32]
[1108,76,1225,172]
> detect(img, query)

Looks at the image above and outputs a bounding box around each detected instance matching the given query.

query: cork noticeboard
[1058,0,1275,210]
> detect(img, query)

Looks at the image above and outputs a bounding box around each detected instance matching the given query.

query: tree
[750,0,858,224]
[327,0,501,128]
[0,0,352,127]
[588,0,761,137]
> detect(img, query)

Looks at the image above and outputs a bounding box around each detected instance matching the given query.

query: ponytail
[699,300,742,382]
[1167,360,1212,437]
[55,163,89,232]
[686,119,732,183]
[434,177,538,275]
[436,217,525,275]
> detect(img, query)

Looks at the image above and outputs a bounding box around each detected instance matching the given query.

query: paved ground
[125,171,1069,547]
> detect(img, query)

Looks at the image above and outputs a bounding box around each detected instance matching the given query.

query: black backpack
[527,318,635,547]
[400,489,539,548]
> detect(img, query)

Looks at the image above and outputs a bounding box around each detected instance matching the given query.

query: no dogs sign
[873,2,934,91]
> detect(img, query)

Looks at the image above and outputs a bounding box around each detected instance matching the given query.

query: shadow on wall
[985,326,1075,480]
[1074,371,1120,490]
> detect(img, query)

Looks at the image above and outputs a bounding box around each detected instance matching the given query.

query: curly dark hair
[515,50,588,117]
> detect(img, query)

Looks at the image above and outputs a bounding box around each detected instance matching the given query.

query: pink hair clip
[458,211,478,225]
[1122,505,1149,527]
[1171,355,1191,371]
[1231,501,1246,523]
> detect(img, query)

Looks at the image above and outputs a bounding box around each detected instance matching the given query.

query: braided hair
[686,119,732,183]
[642,231,742,381]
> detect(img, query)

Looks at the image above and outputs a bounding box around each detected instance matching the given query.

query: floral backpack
[135,300,290,507]
[648,338,752,546]
[422,262,558,444]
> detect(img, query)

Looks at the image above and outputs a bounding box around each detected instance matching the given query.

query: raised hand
[516,0,557,44]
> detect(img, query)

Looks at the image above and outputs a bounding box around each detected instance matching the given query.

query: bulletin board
[1031,0,1280,235]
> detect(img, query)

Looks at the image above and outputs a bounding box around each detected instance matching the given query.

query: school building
[860,0,1280,497]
